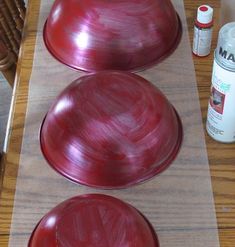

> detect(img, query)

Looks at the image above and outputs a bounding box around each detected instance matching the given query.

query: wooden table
[0,0,234,246]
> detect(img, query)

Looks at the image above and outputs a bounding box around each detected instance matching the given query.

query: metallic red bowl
[40,71,182,188]
[43,0,182,72]
[28,194,160,247]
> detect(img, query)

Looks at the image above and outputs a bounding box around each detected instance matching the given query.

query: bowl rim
[28,194,160,247]
[43,14,182,72]
[39,103,183,189]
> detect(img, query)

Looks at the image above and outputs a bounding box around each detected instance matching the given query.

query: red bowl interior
[28,194,160,247]
[40,71,182,188]
[43,0,182,72]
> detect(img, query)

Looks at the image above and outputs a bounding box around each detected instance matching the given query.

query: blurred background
[0,0,27,153]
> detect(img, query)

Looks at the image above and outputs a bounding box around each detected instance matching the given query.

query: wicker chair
[0,0,26,87]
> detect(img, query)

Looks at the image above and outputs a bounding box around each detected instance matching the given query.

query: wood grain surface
[0,0,235,246]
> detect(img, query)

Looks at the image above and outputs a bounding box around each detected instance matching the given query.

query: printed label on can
[206,59,235,142]
[209,87,225,114]
[193,26,213,56]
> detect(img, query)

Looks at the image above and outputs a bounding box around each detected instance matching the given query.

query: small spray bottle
[193,5,213,57]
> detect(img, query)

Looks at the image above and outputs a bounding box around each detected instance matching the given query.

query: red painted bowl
[43,0,182,72]
[40,71,182,188]
[28,194,160,247]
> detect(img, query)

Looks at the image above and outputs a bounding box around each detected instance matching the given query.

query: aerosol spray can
[193,5,213,57]
[206,22,235,143]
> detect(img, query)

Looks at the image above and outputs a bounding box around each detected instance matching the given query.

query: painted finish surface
[5,1,222,247]
[28,194,159,247]
[43,0,182,71]
[40,71,182,188]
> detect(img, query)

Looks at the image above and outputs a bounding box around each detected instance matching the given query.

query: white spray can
[206,22,235,143]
